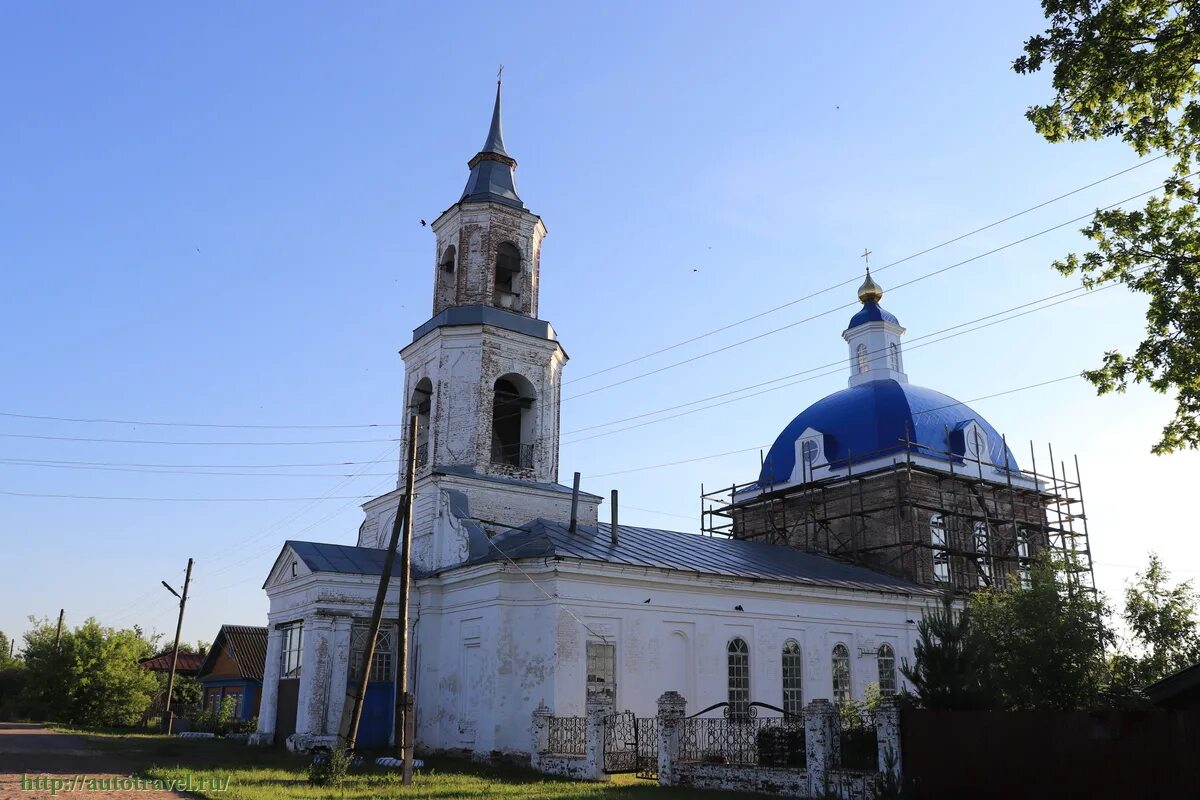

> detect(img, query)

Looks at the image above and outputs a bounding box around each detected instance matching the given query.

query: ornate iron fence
[677,702,806,768]
[544,716,587,756]
[838,704,878,771]
[601,710,659,779]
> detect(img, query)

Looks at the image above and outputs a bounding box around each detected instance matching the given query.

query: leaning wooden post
[395,415,419,785]
[340,415,417,752]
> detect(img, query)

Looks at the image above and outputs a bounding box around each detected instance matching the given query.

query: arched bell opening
[490,373,535,470]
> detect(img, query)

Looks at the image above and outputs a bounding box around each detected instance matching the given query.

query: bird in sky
[420,219,427,227]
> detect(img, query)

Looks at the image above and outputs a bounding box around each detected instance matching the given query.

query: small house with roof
[196,625,268,721]
[250,82,1090,759]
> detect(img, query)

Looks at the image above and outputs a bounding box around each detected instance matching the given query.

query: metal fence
[838,705,878,771]
[678,703,806,768]
[544,716,587,756]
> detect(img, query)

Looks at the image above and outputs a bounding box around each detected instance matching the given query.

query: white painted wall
[257,544,934,759]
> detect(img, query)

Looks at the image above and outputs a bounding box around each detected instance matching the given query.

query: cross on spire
[497,64,504,85]
[861,248,872,269]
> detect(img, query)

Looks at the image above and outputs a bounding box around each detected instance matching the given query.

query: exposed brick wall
[732,466,1050,593]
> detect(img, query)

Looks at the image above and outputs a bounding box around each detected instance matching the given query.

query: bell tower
[399,80,564,486]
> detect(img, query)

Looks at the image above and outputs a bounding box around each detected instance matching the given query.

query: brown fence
[901,708,1200,800]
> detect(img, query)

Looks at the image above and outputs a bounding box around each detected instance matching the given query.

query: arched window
[727,638,750,717]
[856,343,870,374]
[832,643,851,704]
[877,644,896,696]
[781,639,803,716]
[494,242,521,308]
[888,342,901,372]
[409,378,433,468]
[930,513,950,583]
[973,521,992,586]
[440,245,456,273]
[491,374,535,470]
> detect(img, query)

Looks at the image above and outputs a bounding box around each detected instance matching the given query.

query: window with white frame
[1018,528,1032,588]
[279,622,303,679]
[973,521,992,586]
[930,513,950,583]
[349,623,394,683]
[727,638,750,717]
[586,641,616,704]
[832,643,851,704]
[888,342,901,372]
[782,639,803,716]
[856,343,870,374]
[877,644,897,696]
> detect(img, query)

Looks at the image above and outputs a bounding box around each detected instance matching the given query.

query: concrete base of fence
[674,763,810,797]
[534,754,611,781]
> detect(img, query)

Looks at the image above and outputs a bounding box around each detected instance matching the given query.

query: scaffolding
[701,439,1095,596]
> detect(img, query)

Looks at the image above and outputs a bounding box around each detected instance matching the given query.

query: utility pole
[341,415,418,765]
[54,609,64,650]
[162,558,194,735]
[394,416,419,785]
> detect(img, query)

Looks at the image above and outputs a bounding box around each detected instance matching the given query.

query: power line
[0,490,380,502]
[0,410,401,430]
[562,180,1171,403]
[0,458,384,468]
[0,432,399,446]
[579,373,1081,480]
[0,165,1169,444]
[0,461,396,478]
[560,279,1099,439]
[561,275,1129,447]
[564,155,1167,386]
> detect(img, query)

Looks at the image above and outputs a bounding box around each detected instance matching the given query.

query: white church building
[250,85,996,757]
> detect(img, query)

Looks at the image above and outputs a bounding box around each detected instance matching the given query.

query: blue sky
[2,2,1196,649]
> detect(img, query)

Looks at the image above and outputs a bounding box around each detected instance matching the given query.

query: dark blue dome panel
[758,380,1018,486]
[846,301,899,328]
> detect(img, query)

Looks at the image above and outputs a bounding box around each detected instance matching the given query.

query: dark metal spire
[460,79,524,208]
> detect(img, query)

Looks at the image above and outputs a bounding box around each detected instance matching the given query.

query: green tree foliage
[20,617,159,726]
[0,633,16,669]
[1016,0,1200,453]
[1110,553,1200,686]
[969,555,1113,710]
[900,595,995,710]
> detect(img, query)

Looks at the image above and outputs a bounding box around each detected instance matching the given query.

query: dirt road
[0,724,190,800]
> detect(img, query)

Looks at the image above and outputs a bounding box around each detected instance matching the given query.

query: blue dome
[847,301,899,328]
[758,379,1019,486]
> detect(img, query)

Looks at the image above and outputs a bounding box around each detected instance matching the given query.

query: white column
[656,691,686,787]
[324,616,353,738]
[294,616,333,736]
[250,627,284,746]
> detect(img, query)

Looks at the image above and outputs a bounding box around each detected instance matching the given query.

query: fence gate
[602,710,658,780]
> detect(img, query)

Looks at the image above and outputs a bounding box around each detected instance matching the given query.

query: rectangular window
[586,641,616,704]
[279,622,303,679]
[973,522,992,587]
[1018,529,1032,589]
[350,623,394,683]
[930,514,950,583]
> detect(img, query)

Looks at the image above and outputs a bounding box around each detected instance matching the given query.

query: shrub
[307,746,352,787]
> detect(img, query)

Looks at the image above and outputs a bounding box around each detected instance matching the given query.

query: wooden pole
[164,558,193,735]
[395,416,419,785]
[54,609,64,650]
[341,416,418,752]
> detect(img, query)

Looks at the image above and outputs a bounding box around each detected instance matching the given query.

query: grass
[64,729,773,800]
